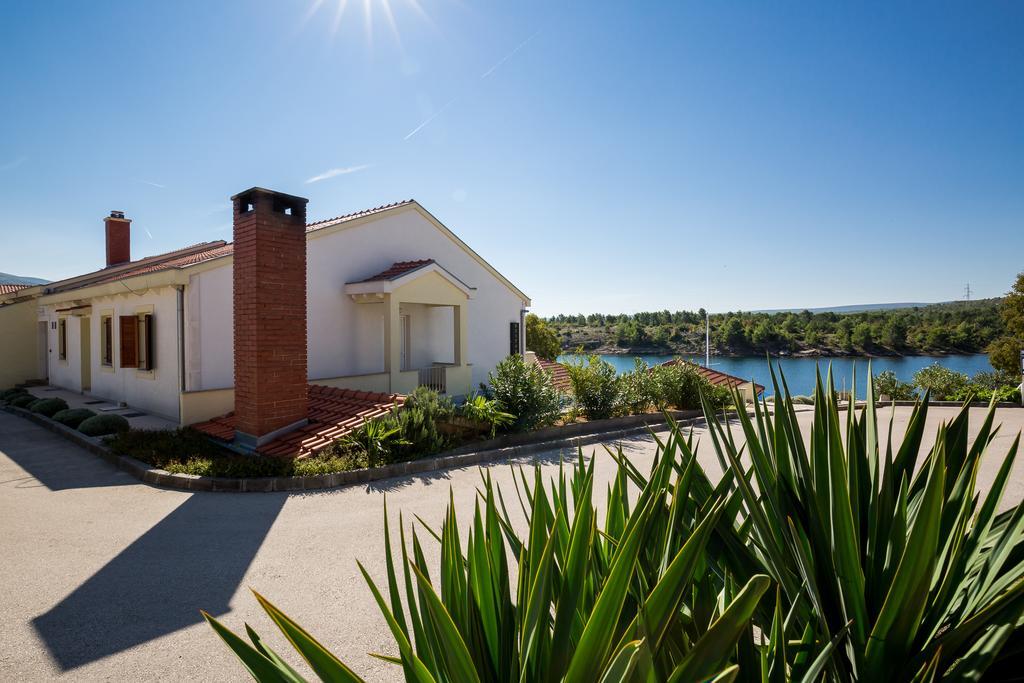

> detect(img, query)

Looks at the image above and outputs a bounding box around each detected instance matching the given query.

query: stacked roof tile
[192,384,406,458]
[535,357,573,393]
[353,259,435,283]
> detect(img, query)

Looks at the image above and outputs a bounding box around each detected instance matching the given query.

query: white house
[0,188,530,446]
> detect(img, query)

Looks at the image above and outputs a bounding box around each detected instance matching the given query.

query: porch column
[453,304,468,365]
[384,294,402,391]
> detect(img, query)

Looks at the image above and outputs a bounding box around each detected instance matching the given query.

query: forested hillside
[546,299,1003,356]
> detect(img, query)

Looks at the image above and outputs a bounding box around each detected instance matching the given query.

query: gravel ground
[1,405,1022,681]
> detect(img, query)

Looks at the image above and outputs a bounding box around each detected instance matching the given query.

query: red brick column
[231,187,309,447]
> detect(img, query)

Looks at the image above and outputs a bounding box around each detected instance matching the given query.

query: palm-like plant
[697,365,1024,680]
[204,438,781,681]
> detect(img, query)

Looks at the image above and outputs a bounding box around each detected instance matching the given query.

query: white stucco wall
[184,206,527,391]
[305,207,527,387]
[41,286,182,420]
[186,265,233,391]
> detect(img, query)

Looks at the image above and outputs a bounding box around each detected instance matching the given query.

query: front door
[79,317,91,391]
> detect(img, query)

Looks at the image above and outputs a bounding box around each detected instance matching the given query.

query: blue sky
[1,1,1021,316]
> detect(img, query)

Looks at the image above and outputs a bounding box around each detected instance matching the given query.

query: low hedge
[79,414,131,437]
[30,397,69,418]
[8,394,36,409]
[52,408,97,429]
[1,387,29,402]
[104,428,366,478]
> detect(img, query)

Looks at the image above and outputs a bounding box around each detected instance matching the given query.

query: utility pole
[964,283,972,301]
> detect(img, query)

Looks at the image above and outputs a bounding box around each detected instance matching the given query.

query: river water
[556,353,994,397]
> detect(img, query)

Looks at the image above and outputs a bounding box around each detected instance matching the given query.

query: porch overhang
[344,261,475,301]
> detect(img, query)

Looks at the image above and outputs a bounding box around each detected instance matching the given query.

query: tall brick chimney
[105,211,131,267]
[231,187,310,450]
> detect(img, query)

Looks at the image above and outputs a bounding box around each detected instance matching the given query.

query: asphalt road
[1,405,1022,681]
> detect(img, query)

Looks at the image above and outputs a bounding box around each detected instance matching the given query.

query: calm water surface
[557,353,994,397]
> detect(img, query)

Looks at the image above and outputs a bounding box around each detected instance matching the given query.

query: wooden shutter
[119,315,138,368]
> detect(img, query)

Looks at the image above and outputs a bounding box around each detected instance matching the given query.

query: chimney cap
[108,210,127,220]
[230,187,308,205]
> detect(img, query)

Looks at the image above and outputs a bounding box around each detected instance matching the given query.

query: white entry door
[400,314,410,371]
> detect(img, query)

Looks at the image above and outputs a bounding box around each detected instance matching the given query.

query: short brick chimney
[231,187,310,449]
[104,211,131,267]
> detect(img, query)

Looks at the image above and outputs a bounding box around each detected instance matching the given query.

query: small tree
[565,355,620,420]
[488,354,562,431]
[912,363,969,400]
[988,272,1024,376]
[525,313,561,361]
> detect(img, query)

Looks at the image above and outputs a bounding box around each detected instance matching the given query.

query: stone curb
[2,405,709,494]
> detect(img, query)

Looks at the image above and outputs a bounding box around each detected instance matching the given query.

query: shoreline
[565,348,990,360]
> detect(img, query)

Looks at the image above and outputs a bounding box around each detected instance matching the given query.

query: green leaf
[202,611,312,683]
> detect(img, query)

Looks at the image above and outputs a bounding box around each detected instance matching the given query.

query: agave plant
[204,432,787,681]
[696,364,1024,680]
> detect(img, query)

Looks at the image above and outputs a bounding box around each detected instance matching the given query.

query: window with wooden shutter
[138,314,154,371]
[509,321,521,356]
[119,315,138,368]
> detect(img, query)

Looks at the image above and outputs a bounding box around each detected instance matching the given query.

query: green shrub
[30,397,68,417]
[912,363,969,400]
[488,354,563,431]
[8,394,36,409]
[341,416,410,468]
[78,414,130,437]
[873,369,916,400]
[107,427,369,478]
[390,386,454,460]
[458,394,514,436]
[650,361,729,411]
[566,354,620,420]
[616,358,657,415]
[1,387,29,403]
[51,408,97,428]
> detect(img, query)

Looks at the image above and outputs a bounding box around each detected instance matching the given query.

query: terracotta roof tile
[0,283,31,295]
[657,358,765,393]
[191,384,406,458]
[37,201,413,296]
[353,259,434,283]
[305,200,414,232]
[535,357,573,393]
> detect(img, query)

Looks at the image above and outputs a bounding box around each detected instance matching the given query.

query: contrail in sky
[404,26,544,140]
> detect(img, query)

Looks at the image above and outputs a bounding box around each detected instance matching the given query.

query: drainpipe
[176,285,185,422]
[520,307,527,358]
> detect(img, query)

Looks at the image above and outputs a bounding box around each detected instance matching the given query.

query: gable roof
[33,199,529,305]
[353,259,435,283]
[658,358,765,394]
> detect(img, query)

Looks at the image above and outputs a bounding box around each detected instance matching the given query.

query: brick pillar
[105,211,131,267]
[231,187,310,449]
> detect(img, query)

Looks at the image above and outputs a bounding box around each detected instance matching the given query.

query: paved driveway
[1,406,1022,681]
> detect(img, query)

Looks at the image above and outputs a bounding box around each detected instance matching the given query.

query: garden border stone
[2,403,705,493]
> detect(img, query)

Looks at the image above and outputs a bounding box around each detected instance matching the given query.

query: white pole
[705,312,710,368]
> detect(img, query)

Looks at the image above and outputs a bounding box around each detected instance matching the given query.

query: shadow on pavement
[0,416,133,491]
[32,492,287,671]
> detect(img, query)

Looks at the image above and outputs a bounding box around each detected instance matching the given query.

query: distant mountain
[757,302,941,314]
[0,272,49,286]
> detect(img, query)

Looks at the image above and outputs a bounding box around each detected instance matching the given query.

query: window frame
[100,314,113,367]
[57,318,67,361]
